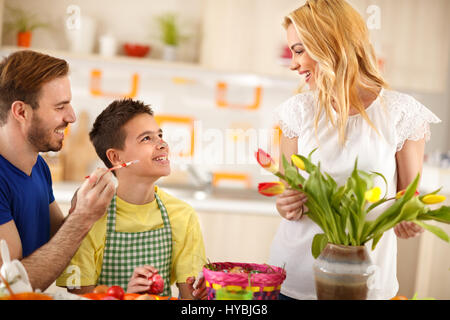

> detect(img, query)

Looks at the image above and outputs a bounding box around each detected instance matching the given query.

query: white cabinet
[197,210,281,264]
[397,195,450,299]
[414,221,450,299]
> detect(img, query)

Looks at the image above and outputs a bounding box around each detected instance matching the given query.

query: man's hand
[68,188,78,215]
[394,221,424,239]
[70,168,115,226]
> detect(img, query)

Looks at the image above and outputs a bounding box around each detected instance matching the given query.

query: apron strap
[105,194,117,234]
[155,193,171,231]
[106,193,169,233]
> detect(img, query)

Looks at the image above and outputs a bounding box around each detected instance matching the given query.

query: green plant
[255,149,450,259]
[155,13,183,46]
[4,5,49,33]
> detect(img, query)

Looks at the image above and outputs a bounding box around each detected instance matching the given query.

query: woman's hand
[394,221,424,239]
[185,273,207,300]
[276,188,307,221]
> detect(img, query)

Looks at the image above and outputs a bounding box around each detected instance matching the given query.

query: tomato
[106,285,125,300]
[93,285,109,294]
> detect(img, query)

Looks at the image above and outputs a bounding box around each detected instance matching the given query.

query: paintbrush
[85,160,140,180]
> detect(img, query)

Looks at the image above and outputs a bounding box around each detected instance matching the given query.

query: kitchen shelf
[0,45,299,83]
[0,45,204,70]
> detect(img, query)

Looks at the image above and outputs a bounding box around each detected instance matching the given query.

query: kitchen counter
[52,182,278,216]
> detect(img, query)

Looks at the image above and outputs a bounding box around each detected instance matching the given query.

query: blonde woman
[270,0,441,300]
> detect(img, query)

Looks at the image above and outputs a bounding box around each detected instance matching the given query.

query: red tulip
[258,182,285,197]
[395,189,419,199]
[255,149,278,173]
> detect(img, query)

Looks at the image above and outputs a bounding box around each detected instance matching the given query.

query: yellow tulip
[422,194,446,205]
[291,154,305,170]
[365,187,381,203]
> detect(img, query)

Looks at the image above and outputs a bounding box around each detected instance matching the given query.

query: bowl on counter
[123,43,151,57]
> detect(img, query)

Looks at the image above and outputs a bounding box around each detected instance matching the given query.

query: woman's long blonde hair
[284,0,388,144]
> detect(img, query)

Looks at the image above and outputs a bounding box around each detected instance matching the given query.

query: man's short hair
[0,50,69,126]
[89,98,154,168]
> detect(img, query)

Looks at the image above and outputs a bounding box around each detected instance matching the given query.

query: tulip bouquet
[255,149,450,258]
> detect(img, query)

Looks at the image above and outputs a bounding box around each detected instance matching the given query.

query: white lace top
[269,88,441,300]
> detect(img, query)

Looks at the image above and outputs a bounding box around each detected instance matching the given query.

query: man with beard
[0,50,115,291]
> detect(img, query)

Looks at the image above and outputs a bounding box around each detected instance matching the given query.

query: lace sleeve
[394,94,441,151]
[273,94,307,139]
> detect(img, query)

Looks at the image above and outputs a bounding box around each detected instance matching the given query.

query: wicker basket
[203,262,286,300]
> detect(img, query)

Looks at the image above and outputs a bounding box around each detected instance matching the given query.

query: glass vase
[313,243,374,300]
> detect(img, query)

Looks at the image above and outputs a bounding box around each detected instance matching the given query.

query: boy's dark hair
[89,98,154,168]
[0,50,69,126]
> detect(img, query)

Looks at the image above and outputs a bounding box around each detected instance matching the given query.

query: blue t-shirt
[0,154,55,257]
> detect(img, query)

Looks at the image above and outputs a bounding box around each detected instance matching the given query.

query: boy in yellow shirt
[56,99,206,299]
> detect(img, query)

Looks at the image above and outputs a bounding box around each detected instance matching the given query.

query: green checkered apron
[98,193,173,296]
